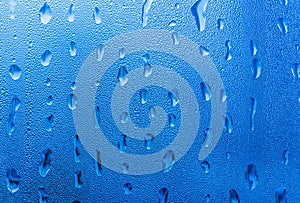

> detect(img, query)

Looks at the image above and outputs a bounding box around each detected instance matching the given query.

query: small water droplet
[13,34,17,40]
[281,150,289,165]
[175,3,180,9]
[205,194,211,202]
[94,150,102,176]
[118,66,129,86]
[96,44,105,61]
[149,107,158,118]
[245,163,258,190]
[168,90,179,107]
[168,114,176,128]
[229,189,240,203]
[252,59,262,79]
[38,188,49,203]
[200,160,210,173]
[158,187,169,203]
[280,0,288,6]
[68,4,75,22]
[226,152,231,159]
[275,187,288,203]
[9,64,21,80]
[74,171,83,188]
[141,0,154,27]
[144,133,154,150]
[67,93,78,110]
[201,82,211,101]
[71,82,76,90]
[119,48,125,58]
[172,32,179,45]
[123,183,133,195]
[223,113,233,134]
[250,40,258,56]
[191,0,209,32]
[120,112,129,124]
[46,96,53,106]
[39,148,52,177]
[142,53,150,64]
[291,63,300,78]
[162,150,175,172]
[220,89,227,102]
[93,7,101,24]
[199,46,210,56]
[46,78,51,87]
[121,163,129,174]
[118,134,127,153]
[41,50,52,67]
[6,169,21,193]
[69,41,77,57]
[276,18,288,34]
[140,89,148,104]
[46,114,54,132]
[73,134,81,163]
[250,97,257,131]
[225,40,232,61]
[168,20,176,27]
[217,18,225,30]
[39,2,52,24]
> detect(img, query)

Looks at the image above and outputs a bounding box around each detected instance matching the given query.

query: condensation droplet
[191,0,208,32]
[6,169,21,193]
[41,50,52,67]
[141,0,153,27]
[69,41,77,57]
[252,59,262,79]
[245,163,258,190]
[93,7,101,24]
[97,44,105,61]
[120,112,129,124]
[250,40,258,56]
[68,4,75,22]
[225,40,232,61]
[39,148,52,177]
[117,66,129,86]
[276,18,288,34]
[67,93,78,110]
[162,150,175,172]
[200,160,210,173]
[9,64,21,80]
[119,48,125,58]
[39,2,52,24]
[217,18,225,30]
[46,96,53,106]
[74,171,83,188]
[172,32,179,45]
[144,133,154,150]
[123,183,133,195]
[199,46,210,56]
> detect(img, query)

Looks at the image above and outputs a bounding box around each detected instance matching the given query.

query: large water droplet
[67,4,75,22]
[245,163,258,190]
[141,0,153,27]
[67,93,78,110]
[250,97,257,131]
[229,189,240,203]
[118,134,127,153]
[281,150,289,165]
[199,46,210,56]
[276,18,288,34]
[39,148,52,177]
[46,114,54,132]
[39,2,52,24]
[217,18,225,30]
[252,59,262,79]
[74,171,83,188]
[97,44,105,61]
[200,160,210,173]
[6,169,21,193]
[158,187,169,203]
[41,50,52,67]
[123,183,133,195]
[201,82,211,101]
[275,187,288,203]
[118,66,129,86]
[69,41,77,57]
[9,64,21,80]
[225,40,232,61]
[191,0,208,32]
[93,7,101,24]
[144,133,154,150]
[162,150,175,172]
[38,188,49,203]
[250,40,258,56]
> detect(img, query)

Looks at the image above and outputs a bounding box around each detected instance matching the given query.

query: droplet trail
[191,0,209,32]
[141,0,153,27]
[250,97,257,131]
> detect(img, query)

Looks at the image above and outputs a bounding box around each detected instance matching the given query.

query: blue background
[0,0,299,202]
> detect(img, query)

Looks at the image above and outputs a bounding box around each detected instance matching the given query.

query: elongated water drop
[252,59,262,79]
[39,2,52,24]
[41,50,52,67]
[281,150,289,165]
[217,18,224,30]
[225,40,232,60]
[46,96,53,106]
[93,7,101,24]
[245,163,258,190]
[158,187,169,203]
[74,134,80,163]
[141,0,153,27]
[120,112,129,124]
[250,40,258,56]
[144,64,152,77]
[46,114,54,132]
[123,183,133,195]
[223,113,233,134]
[97,44,104,61]
[117,66,129,86]
[38,188,49,203]
[118,134,127,153]
[220,89,227,102]
[277,18,288,34]
[9,64,21,80]
[201,82,211,101]
[67,93,78,110]
[172,32,179,45]
[168,90,179,107]
[144,133,154,150]
[74,171,83,188]
[46,78,51,87]
[291,63,300,78]
[39,148,52,177]
[275,187,287,203]
[7,97,21,135]
[94,150,102,176]
[200,160,210,173]
[199,46,210,56]
[67,4,75,22]
[119,48,125,58]
[250,97,257,131]
[229,189,240,203]
[69,41,77,56]
[6,169,21,193]
[162,150,175,172]
[168,114,176,128]
[140,89,148,104]
[191,0,208,32]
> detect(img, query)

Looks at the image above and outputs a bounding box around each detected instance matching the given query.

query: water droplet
[280,0,288,6]
[41,50,52,67]
[229,189,240,203]
[39,2,52,24]
[73,134,80,163]
[162,150,175,172]
[120,112,129,124]
[67,93,77,110]
[123,183,133,195]
[141,0,153,27]
[69,41,77,57]
[281,150,289,165]
[39,148,52,177]
[68,4,75,22]
[217,18,225,30]
[275,187,288,203]
[220,89,227,102]
[252,59,262,79]
[191,0,208,32]
[144,133,154,150]
[144,64,152,77]
[199,46,210,56]
[140,89,148,104]
[121,163,129,174]
[94,150,102,176]
[168,114,176,128]
[168,20,176,27]
[38,188,49,203]
[74,171,83,188]
[225,40,232,61]
[118,134,127,153]
[276,18,288,34]
[245,163,258,190]
[250,97,257,131]
[6,169,21,193]
[291,63,300,78]
[117,66,129,86]
[7,97,21,135]
[175,3,180,9]
[142,53,150,64]
[226,152,231,159]
[46,78,51,87]
[46,96,53,106]
[149,107,158,118]
[200,160,210,173]
[9,64,21,80]
[46,114,54,132]
[13,34,17,40]
[205,194,211,202]
[201,82,211,101]
[119,48,125,58]
[172,32,179,45]
[250,40,258,56]
[97,44,105,61]
[158,187,169,203]
[168,90,179,107]
[71,82,76,90]
[93,7,101,24]
[223,113,233,134]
